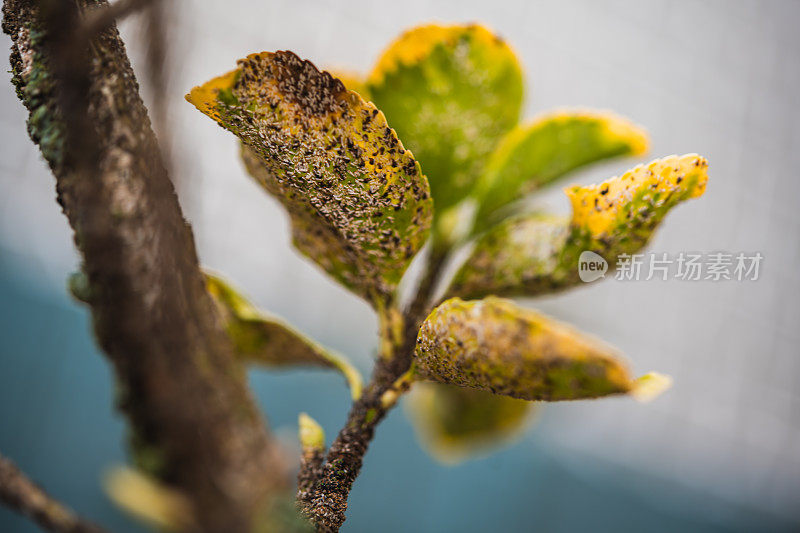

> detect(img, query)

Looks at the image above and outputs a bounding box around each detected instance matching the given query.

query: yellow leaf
[567,153,708,238]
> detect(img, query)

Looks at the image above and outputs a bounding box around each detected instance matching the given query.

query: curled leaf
[205,272,363,399]
[406,383,535,464]
[298,413,325,451]
[104,467,194,531]
[471,109,649,234]
[187,51,432,307]
[447,154,709,299]
[414,297,637,401]
[367,23,524,211]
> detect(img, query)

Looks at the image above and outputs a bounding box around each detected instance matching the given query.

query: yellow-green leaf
[406,383,535,464]
[447,154,709,299]
[471,109,649,234]
[414,297,640,401]
[367,24,524,211]
[187,51,432,308]
[105,467,194,531]
[205,273,363,399]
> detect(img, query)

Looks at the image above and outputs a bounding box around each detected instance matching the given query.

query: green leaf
[447,154,709,299]
[471,109,649,234]
[367,24,524,212]
[186,51,432,308]
[414,297,645,401]
[205,273,363,399]
[405,383,535,464]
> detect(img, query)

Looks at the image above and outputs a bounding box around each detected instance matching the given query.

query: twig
[0,452,107,533]
[302,247,451,531]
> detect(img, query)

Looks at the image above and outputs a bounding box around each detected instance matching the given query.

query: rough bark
[2,0,288,530]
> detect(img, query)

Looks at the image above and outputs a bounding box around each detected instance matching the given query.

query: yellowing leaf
[566,153,707,238]
[471,109,649,234]
[447,154,709,299]
[187,51,432,307]
[105,467,194,531]
[205,272,363,399]
[367,24,524,211]
[406,383,535,464]
[414,297,635,401]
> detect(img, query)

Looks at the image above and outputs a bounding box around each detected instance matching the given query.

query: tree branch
[0,452,106,533]
[3,0,289,530]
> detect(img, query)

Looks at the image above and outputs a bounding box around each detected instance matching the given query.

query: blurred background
[1,0,798,531]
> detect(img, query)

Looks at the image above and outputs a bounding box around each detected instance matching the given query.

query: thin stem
[0,452,107,533]
[401,246,449,359]
[302,244,451,531]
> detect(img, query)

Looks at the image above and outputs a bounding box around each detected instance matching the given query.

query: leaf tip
[185,69,240,121]
[630,372,673,402]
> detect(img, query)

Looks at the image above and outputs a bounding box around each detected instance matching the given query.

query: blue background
[0,254,793,532]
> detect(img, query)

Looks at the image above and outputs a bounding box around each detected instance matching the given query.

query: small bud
[67,271,91,303]
[298,413,325,451]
